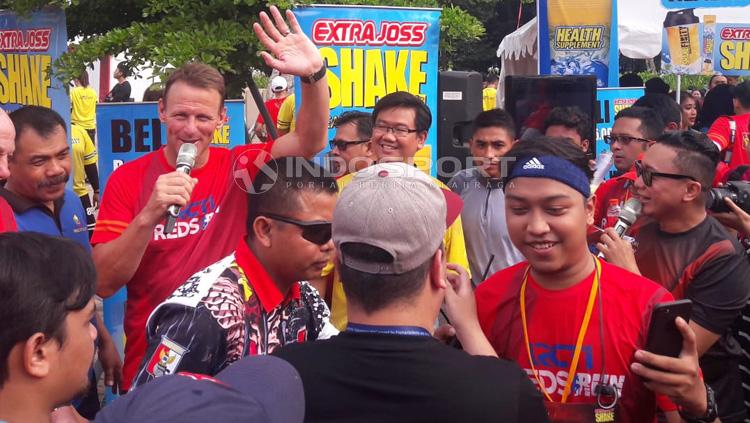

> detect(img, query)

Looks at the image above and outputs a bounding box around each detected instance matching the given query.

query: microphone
[164,143,198,234]
[612,198,642,238]
[598,198,642,258]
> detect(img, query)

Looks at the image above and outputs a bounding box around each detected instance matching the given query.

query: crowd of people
[2,6,750,423]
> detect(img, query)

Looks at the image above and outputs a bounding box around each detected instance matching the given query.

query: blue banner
[662,0,750,8]
[538,0,619,88]
[713,24,750,75]
[0,8,69,125]
[596,87,644,179]
[97,100,246,185]
[293,5,441,176]
[97,99,245,400]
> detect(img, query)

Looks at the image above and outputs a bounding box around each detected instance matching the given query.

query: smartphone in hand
[645,299,692,358]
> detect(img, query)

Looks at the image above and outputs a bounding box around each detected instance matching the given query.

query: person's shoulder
[600,260,668,298]
[477,262,527,295]
[447,168,478,193]
[336,172,355,191]
[110,150,163,179]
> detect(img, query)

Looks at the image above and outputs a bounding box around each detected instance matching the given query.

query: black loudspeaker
[437,71,483,183]
[504,75,598,157]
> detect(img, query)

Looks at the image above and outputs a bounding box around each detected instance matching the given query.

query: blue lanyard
[346,323,431,337]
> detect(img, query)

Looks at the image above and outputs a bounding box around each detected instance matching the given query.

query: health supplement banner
[538,0,619,88]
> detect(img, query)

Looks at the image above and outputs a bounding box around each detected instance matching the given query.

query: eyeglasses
[373,123,419,138]
[259,213,332,245]
[603,134,650,145]
[634,160,699,187]
[329,139,369,151]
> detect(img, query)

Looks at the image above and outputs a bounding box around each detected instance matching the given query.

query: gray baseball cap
[334,162,463,275]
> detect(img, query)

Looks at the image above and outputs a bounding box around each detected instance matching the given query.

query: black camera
[706,181,750,213]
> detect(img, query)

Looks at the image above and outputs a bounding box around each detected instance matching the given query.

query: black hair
[697,84,735,129]
[372,91,432,133]
[542,106,590,142]
[619,73,644,88]
[633,93,682,128]
[615,106,665,140]
[116,62,130,78]
[246,157,338,235]
[0,232,95,387]
[9,106,67,143]
[502,136,593,185]
[471,108,516,138]
[645,77,670,95]
[338,242,433,314]
[734,80,750,110]
[77,70,89,87]
[708,74,726,88]
[333,111,373,141]
[485,74,499,84]
[656,131,719,190]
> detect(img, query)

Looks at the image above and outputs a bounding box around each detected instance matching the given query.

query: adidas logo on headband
[522,157,545,170]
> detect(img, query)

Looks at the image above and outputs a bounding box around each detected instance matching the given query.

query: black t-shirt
[273,331,549,423]
[635,215,750,422]
[105,81,131,102]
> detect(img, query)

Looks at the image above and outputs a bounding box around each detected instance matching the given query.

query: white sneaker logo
[522,157,545,170]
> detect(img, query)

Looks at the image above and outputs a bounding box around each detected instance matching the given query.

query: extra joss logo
[312,19,428,46]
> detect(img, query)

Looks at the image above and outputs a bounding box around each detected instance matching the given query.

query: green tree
[3,0,484,97]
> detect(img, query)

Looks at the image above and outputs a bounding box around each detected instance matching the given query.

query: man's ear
[429,248,447,291]
[585,195,596,227]
[581,139,590,152]
[252,216,274,248]
[683,181,704,203]
[23,333,56,379]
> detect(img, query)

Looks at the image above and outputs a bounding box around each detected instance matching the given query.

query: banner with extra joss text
[713,24,750,75]
[538,0,619,88]
[293,5,441,177]
[97,100,245,402]
[0,8,68,124]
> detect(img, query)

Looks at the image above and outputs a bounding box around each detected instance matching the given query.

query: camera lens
[706,187,737,213]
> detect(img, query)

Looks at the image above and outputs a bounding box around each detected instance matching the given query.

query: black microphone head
[619,198,642,225]
[176,143,198,168]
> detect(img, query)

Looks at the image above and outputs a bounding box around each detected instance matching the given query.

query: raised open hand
[253,6,324,76]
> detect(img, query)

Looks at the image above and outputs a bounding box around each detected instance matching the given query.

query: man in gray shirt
[448,109,524,285]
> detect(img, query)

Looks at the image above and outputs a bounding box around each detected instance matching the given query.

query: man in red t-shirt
[252,75,289,142]
[594,107,663,229]
[91,7,331,390]
[708,81,750,170]
[448,137,711,422]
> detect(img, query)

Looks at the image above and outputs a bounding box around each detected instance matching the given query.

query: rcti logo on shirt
[147,336,188,377]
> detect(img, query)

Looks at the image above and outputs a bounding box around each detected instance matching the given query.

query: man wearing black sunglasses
[593,107,664,229]
[132,158,339,387]
[599,131,750,423]
[329,111,374,176]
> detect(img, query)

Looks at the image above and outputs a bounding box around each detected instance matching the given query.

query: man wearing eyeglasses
[321,91,469,330]
[329,111,374,176]
[132,158,338,387]
[593,107,664,229]
[599,131,750,423]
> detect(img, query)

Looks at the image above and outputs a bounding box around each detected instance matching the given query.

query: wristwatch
[678,383,718,423]
[300,64,326,84]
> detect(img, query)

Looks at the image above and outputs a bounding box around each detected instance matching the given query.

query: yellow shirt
[482,87,497,111]
[277,93,296,132]
[70,86,98,130]
[71,125,98,197]
[324,170,471,330]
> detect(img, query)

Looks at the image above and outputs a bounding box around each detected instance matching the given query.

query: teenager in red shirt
[91,7,331,390]
[449,137,712,423]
